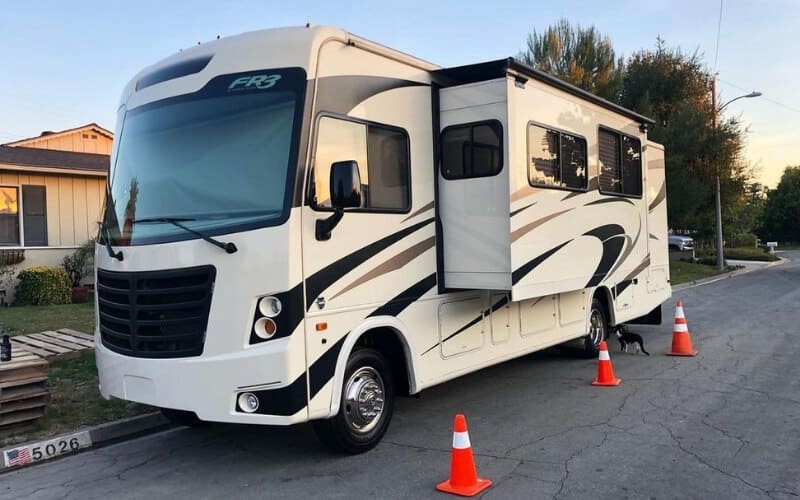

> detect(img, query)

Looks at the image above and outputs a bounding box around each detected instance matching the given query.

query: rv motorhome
[95,25,670,453]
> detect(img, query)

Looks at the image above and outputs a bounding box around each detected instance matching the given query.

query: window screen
[0,187,19,246]
[313,116,410,211]
[527,124,587,190]
[599,128,642,197]
[22,185,47,246]
[441,121,503,179]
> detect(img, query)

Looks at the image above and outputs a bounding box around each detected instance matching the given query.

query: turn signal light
[254,317,277,339]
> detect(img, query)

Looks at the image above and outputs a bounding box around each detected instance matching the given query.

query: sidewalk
[672,256,786,291]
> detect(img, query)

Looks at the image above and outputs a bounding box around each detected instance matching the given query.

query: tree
[760,166,800,242]
[519,18,624,101]
[619,40,750,240]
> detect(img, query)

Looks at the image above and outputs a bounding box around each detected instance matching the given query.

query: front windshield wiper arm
[96,222,123,261]
[132,218,238,254]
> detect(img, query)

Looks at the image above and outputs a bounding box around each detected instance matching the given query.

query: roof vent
[40,131,55,136]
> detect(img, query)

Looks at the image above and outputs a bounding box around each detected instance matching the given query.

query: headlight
[258,296,282,318]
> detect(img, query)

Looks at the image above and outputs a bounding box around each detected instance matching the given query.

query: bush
[15,266,71,306]
[63,239,96,288]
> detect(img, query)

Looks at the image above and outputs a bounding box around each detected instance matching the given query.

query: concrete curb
[1,412,171,474]
[671,256,787,292]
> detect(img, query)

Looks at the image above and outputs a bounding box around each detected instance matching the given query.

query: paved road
[3,253,800,499]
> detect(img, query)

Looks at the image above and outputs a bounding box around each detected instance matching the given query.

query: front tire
[583,298,609,357]
[312,348,394,454]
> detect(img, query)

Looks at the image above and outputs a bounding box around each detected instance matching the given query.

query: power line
[718,78,800,114]
[713,0,724,70]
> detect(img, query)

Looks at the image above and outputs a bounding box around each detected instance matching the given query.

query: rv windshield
[104,67,306,246]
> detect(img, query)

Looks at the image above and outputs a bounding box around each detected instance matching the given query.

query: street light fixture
[712,81,762,271]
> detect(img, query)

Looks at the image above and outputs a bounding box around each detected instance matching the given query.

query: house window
[0,187,19,246]
[599,128,642,197]
[0,186,48,247]
[527,124,587,190]
[441,121,503,180]
[22,186,47,246]
[312,116,410,212]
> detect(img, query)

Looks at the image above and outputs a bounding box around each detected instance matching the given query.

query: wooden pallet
[0,350,49,429]
[11,328,94,361]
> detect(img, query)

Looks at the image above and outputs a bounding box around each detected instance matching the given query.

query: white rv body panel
[95,26,670,433]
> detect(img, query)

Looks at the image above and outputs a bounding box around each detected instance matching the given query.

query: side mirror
[330,160,362,209]
[316,161,361,241]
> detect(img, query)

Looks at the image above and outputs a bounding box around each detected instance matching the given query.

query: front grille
[97,266,216,358]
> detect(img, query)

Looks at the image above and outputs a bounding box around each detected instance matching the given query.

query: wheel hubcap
[588,308,605,346]
[343,367,385,434]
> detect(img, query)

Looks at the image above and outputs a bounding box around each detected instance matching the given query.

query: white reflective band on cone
[674,323,689,333]
[599,350,611,361]
[453,431,471,449]
[675,307,685,318]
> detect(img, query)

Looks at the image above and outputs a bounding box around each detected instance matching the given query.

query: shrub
[63,239,96,288]
[15,266,71,306]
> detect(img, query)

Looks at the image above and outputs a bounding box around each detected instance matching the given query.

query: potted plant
[63,239,95,304]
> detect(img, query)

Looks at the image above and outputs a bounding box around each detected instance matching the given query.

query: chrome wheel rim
[343,367,385,434]
[588,308,606,347]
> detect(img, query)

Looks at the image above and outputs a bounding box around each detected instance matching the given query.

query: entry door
[301,86,437,417]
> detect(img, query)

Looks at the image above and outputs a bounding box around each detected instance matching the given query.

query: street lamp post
[711,79,761,271]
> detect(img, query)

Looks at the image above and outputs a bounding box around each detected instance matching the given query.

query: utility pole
[711,80,761,271]
[712,78,724,271]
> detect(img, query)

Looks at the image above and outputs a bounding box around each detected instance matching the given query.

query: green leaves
[15,266,71,306]
[519,18,623,102]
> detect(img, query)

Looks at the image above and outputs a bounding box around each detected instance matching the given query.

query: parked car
[668,234,695,251]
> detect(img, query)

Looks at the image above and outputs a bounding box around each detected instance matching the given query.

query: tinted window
[527,124,587,190]
[621,135,642,196]
[442,121,503,179]
[22,185,47,246]
[599,128,642,197]
[314,116,410,211]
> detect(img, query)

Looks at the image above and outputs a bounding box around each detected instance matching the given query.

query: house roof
[2,122,114,147]
[0,145,109,176]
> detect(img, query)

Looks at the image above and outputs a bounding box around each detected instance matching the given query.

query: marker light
[258,296,282,318]
[238,392,259,413]
[254,317,277,339]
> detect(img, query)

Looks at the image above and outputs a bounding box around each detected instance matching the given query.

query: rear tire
[160,408,204,427]
[312,348,394,454]
[583,298,609,358]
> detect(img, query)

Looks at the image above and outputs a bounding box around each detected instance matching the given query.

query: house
[0,123,111,302]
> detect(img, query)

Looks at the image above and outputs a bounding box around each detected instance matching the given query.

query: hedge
[14,266,71,306]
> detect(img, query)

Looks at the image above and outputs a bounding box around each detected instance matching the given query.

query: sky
[1,0,798,187]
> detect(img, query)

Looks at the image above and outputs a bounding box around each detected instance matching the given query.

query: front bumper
[96,338,308,425]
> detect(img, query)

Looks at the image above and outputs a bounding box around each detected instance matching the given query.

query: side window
[599,127,642,197]
[441,121,503,180]
[313,116,410,211]
[527,124,587,190]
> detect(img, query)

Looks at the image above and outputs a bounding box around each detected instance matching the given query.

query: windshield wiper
[132,218,238,254]
[96,222,123,261]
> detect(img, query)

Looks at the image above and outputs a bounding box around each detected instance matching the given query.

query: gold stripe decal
[401,201,434,224]
[510,209,572,243]
[329,236,436,300]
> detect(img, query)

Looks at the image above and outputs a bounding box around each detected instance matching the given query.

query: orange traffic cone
[436,414,492,497]
[667,300,698,356]
[592,340,621,386]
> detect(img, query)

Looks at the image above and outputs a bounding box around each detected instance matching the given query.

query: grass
[0,301,95,336]
[695,247,780,262]
[669,259,736,285]
[0,353,153,448]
